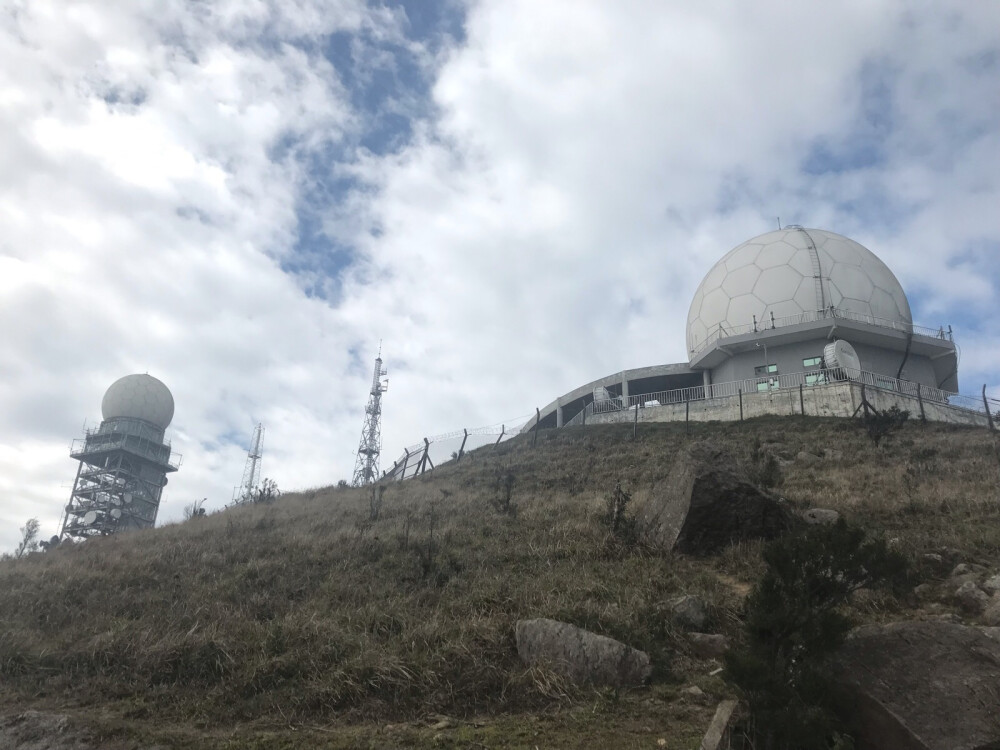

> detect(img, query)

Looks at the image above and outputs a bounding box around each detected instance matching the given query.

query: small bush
[862,405,909,447]
[601,481,638,547]
[490,463,517,516]
[725,519,909,749]
[740,438,783,489]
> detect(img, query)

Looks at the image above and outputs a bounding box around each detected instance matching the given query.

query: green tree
[725,520,909,749]
[14,518,40,558]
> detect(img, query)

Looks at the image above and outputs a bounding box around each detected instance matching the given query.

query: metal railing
[689,307,953,356]
[578,368,997,420]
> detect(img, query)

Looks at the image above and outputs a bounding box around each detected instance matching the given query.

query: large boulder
[515,618,651,688]
[832,620,1000,750]
[641,446,798,555]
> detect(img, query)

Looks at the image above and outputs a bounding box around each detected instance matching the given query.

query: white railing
[577,368,996,421]
[689,307,953,356]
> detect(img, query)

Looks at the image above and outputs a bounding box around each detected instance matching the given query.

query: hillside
[2,417,999,749]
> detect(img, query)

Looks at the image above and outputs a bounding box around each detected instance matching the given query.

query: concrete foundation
[583,381,991,429]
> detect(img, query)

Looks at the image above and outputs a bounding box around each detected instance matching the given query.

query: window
[805,372,825,386]
[754,364,778,376]
[803,356,822,367]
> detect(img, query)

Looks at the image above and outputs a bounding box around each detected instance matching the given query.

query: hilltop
[1,417,999,749]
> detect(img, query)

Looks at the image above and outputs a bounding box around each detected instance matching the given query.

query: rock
[832,620,1000,750]
[983,574,1000,596]
[821,448,844,461]
[641,446,799,555]
[981,626,1000,642]
[912,583,935,601]
[983,595,1000,627]
[515,618,651,688]
[954,581,989,614]
[687,632,728,659]
[951,563,971,577]
[801,508,840,525]
[921,552,943,565]
[796,450,822,465]
[700,700,738,750]
[679,685,711,704]
[669,594,708,631]
[0,711,99,750]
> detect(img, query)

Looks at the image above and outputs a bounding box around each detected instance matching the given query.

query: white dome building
[687,228,912,356]
[525,227,960,432]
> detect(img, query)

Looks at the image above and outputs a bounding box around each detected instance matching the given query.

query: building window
[754,364,778,376]
[805,372,825,386]
[803,356,822,367]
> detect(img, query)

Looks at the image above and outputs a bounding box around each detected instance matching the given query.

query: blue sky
[1,0,999,551]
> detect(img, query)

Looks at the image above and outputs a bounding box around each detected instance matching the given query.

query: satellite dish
[82,511,98,526]
[123,493,133,504]
[824,340,862,379]
[110,509,122,520]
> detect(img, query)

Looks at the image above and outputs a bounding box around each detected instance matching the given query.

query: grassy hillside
[2,417,999,749]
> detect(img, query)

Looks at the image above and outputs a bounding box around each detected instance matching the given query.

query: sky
[2,0,999,551]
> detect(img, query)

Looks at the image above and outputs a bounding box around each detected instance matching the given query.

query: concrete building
[526,227,962,430]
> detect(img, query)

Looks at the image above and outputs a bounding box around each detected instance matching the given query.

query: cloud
[2,0,999,552]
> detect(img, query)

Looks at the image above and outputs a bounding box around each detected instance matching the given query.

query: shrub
[862,405,909,447]
[601,481,638,547]
[724,519,909,749]
[490,463,517,516]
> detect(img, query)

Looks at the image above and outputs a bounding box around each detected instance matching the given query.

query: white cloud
[2,0,999,552]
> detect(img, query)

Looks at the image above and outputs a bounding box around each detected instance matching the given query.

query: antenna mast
[352,347,388,486]
[234,422,264,503]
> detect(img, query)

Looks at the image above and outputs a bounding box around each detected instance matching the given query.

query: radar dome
[101,374,175,428]
[687,228,912,354]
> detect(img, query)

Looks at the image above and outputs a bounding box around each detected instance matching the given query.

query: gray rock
[982,574,1000,596]
[700,700,738,750]
[833,620,1000,750]
[801,508,840,525]
[669,594,708,631]
[687,632,728,659]
[954,581,989,614]
[912,583,935,601]
[0,711,96,750]
[951,563,971,577]
[796,450,822,465]
[921,552,943,565]
[515,618,651,688]
[641,446,799,555]
[983,595,1000,627]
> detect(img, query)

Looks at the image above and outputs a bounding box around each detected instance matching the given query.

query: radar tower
[352,347,388,486]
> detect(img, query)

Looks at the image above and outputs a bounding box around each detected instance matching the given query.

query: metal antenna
[352,347,388,486]
[234,422,264,503]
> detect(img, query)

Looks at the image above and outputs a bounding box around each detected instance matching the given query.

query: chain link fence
[384,414,533,481]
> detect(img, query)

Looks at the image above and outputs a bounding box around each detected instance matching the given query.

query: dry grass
[1,417,998,747]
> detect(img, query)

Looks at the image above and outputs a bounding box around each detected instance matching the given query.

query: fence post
[532,407,540,447]
[917,383,926,423]
[799,383,805,416]
[494,425,505,447]
[399,449,410,481]
[457,429,469,461]
[633,403,638,439]
[984,385,997,433]
[685,392,690,434]
[738,388,743,421]
[418,438,430,476]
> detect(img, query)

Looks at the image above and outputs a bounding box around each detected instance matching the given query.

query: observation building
[61,374,180,540]
[526,227,966,430]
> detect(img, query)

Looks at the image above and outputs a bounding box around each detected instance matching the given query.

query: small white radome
[101,373,175,428]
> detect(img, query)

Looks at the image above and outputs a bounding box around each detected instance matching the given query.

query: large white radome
[101,374,175,428]
[687,228,912,354]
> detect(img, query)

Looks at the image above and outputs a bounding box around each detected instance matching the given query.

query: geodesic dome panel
[101,374,175,428]
[686,228,912,355]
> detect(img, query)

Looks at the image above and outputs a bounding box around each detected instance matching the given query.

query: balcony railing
[689,307,953,356]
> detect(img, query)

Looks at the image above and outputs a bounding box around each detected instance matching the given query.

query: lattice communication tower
[233,422,264,504]
[352,349,388,486]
